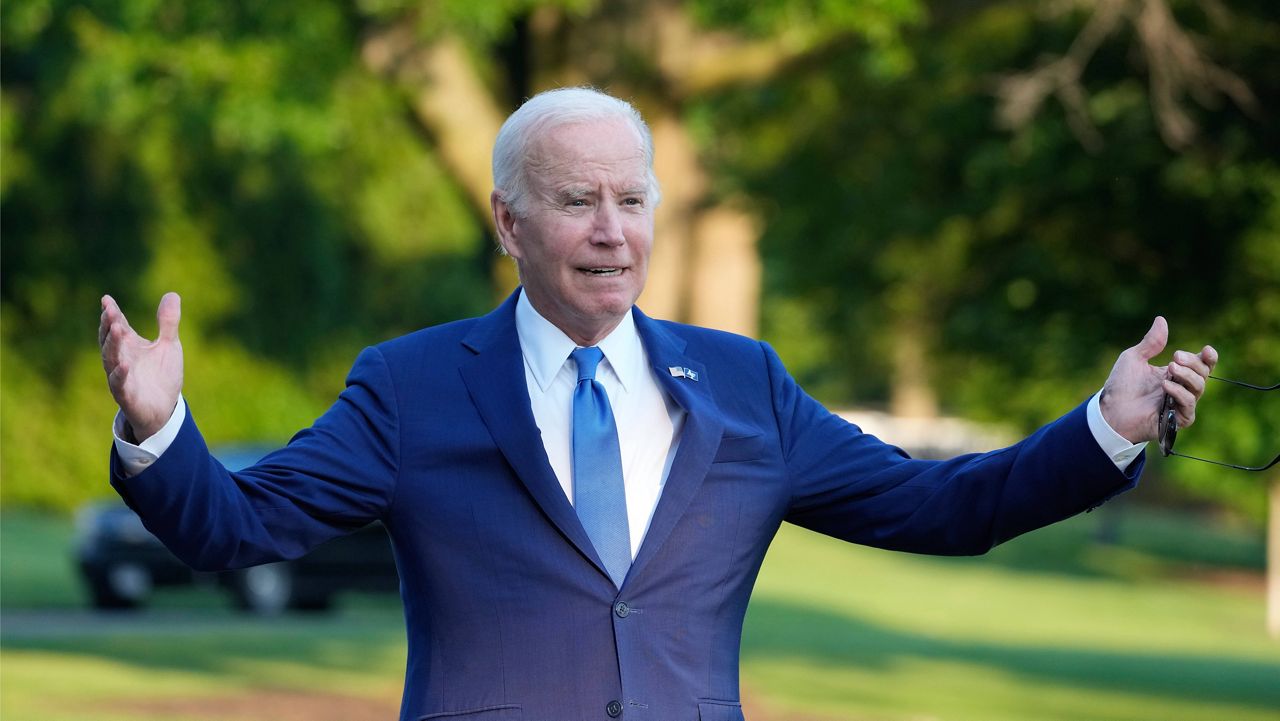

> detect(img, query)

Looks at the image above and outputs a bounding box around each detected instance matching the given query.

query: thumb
[157,292,182,342]
[1132,315,1167,361]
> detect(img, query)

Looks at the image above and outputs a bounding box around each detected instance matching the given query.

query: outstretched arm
[99,292,184,441]
[1099,316,1217,444]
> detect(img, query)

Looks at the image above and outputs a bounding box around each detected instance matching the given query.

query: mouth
[578,267,625,277]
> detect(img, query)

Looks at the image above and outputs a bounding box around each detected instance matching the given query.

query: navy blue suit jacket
[111,290,1140,721]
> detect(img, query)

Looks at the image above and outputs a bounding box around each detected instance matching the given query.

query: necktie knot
[571,346,605,383]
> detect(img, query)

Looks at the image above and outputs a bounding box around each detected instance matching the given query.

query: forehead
[525,118,648,189]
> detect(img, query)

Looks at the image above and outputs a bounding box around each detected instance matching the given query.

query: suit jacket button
[606,700,623,717]
[614,601,630,618]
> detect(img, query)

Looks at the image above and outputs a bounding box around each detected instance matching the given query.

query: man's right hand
[99,292,184,441]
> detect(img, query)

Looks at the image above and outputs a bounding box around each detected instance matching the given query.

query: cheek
[630,237,653,267]
[519,230,570,268]
[624,220,653,250]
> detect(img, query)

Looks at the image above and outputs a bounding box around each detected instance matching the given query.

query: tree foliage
[2,0,1275,521]
[696,0,1279,519]
[1,0,494,508]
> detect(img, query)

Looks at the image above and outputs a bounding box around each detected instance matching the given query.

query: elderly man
[100,87,1216,721]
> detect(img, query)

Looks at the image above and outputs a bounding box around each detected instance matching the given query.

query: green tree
[2,0,929,511]
[4,0,1272,529]
[698,0,1278,519]
[1,0,492,509]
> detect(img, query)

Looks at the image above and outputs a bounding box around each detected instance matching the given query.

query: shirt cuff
[113,396,187,478]
[1086,390,1146,472]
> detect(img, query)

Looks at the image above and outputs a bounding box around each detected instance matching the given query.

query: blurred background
[2,1,1278,720]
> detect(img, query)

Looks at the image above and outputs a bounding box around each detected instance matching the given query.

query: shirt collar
[515,289,642,394]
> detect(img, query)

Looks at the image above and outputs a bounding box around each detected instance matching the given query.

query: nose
[590,202,625,246]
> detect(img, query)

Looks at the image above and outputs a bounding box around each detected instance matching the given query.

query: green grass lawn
[2,504,1276,720]
[744,519,1277,721]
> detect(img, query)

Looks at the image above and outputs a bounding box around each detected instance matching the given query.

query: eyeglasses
[1159,376,1279,471]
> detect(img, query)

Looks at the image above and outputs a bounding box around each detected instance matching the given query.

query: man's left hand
[1099,316,1217,444]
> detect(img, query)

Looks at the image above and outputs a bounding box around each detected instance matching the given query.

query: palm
[100,293,184,440]
[1102,354,1167,443]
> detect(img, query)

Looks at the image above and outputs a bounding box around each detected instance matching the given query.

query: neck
[520,291,628,347]
[561,318,624,347]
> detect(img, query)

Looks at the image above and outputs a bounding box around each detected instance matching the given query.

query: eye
[622,197,644,206]
[567,198,589,207]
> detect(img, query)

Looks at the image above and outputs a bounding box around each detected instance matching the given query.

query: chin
[562,295,631,331]
[593,292,640,316]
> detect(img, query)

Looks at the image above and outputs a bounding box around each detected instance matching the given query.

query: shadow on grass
[742,597,1280,712]
[6,600,1276,715]
[1,609,408,680]
[934,500,1265,584]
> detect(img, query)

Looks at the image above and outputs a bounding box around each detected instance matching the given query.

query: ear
[491,190,522,259]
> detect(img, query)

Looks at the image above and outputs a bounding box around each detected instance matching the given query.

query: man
[99,88,1216,721]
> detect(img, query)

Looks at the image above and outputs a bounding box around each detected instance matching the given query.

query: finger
[100,299,136,364]
[1172,349,1211,379]
[1200,345,1218,373]
[101,294,136,336]
[98,308,110,348]
[100,306,115,369]
[101,295,124,328]
[104,322,132,368]
[100,299,116,348]
[1163,378,1197,427]
[1132,316,1168,361]
[1168,361,1206,399]
[156,292,181,343]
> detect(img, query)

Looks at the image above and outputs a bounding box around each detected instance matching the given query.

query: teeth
[585,268,621,275]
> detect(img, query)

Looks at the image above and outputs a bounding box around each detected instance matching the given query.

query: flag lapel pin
[668,366,699,381]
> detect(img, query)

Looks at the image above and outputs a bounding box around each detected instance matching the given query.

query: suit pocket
[698,699,744,721]
[713,434,764,464]
[417,705,521,720]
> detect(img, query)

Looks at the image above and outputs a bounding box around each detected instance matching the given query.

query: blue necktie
[570,347,631,588]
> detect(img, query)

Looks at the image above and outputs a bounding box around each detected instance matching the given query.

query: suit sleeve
[763,342,1141,555]
[109,346,400,571]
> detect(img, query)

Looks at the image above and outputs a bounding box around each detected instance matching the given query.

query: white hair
[492,87,661,218]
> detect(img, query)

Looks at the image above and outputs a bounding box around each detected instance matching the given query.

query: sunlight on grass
[3,508,1276,721]
[1,627,406,721]
[1,648,225,721]
[752,518,1272,655]
[742,521,1280,720]
[744,656,1280,721]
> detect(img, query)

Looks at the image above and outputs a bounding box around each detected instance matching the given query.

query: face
[492,118,654,346]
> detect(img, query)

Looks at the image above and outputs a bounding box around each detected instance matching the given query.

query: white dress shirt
[1085,392,1146,469]
[515,292,684,559]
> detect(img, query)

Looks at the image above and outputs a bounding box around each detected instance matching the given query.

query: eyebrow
[556,187,592,201]
[554,184,648,201]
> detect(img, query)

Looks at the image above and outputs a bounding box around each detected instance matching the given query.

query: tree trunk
[1269,478,1279,639]
[687,203,761,336]
[638,108,705,323]
[362,2,804,337]
[361,30,518,301]
[888,313,939,419]
[532,4,763,335]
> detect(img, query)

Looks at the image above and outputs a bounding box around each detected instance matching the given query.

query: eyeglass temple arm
[1209,376,1279,391]
[1161,376,1279,470]
[1168,450,1280,473]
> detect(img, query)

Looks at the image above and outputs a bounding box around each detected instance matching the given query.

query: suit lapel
[458,296,727,589]
[458,292,610,580]
[627,310,724,584]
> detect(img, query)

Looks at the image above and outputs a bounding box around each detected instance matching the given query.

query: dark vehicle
[75,446,399,614]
